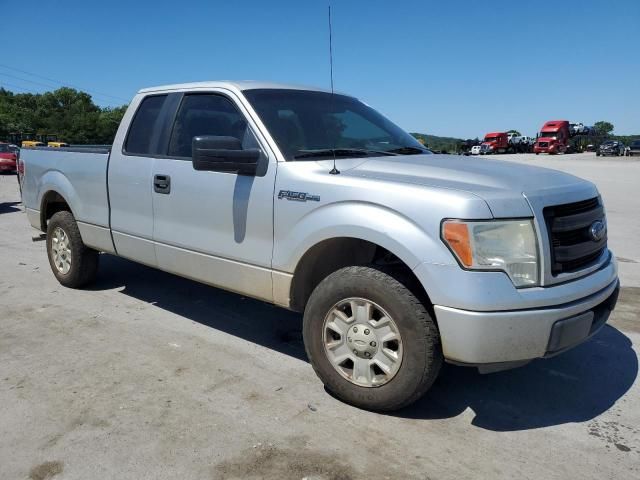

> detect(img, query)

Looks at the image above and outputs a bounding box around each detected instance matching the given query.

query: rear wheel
[46,211,99,288]
[303,266,442,411]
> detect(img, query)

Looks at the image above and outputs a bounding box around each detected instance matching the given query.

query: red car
[0,143,18,172]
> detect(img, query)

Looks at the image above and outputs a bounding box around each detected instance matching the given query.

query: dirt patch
[616,257,638,264]
[213,444,358,480]
[29,461,63,480]
[587,418,638,453]
[609,287,640,333]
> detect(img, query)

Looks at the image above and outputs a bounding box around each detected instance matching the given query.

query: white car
[570,123,590,135]
[470,145,482,155]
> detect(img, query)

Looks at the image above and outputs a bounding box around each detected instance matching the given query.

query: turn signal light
[442,221,472,267]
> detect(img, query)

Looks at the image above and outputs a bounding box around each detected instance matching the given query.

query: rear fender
[37,170,81,226]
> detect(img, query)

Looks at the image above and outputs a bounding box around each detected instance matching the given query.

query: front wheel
[303,266,442,411]
[46,210,99,288]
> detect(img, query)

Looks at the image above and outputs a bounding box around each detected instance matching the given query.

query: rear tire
[303,265,442,411]
[46,211,99,288]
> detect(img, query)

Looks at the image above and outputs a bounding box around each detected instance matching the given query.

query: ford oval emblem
[589,220,606,242]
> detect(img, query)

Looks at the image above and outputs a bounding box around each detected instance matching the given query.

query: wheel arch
[288,236,433,313]
[39,189,75,231]
[36,170,81,231]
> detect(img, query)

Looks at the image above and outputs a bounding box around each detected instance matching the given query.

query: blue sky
[2,0,638,138]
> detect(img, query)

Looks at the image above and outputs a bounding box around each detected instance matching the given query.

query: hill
[410,133,469,153]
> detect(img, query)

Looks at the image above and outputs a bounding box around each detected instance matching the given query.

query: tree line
[0,87,127,145]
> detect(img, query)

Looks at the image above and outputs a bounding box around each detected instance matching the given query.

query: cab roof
[541,120,569,131]
[138,81,336,95]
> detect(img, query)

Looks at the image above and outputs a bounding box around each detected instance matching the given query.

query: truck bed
[21,147,113,247]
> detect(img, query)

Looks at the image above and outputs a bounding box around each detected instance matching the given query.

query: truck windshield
[243,89,429,160]
[484,137,498,142]
[539,132,558,138]
[0,144,9,153]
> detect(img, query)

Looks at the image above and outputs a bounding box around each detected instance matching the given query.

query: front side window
[124,95,167,155]
[168,94,258,158]
[243,89,429,160]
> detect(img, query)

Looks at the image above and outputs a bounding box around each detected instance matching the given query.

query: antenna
[328,3,340,175]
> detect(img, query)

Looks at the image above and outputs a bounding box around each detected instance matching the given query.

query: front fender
[272,200,456,274]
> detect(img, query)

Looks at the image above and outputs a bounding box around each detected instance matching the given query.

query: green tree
[593,121,614,136]
[0,87,127,145]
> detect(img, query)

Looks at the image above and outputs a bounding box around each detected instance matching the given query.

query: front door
[151,91,277,302]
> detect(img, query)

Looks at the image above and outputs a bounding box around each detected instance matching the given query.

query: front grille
[543,197,606,275]
[538,142,549,147]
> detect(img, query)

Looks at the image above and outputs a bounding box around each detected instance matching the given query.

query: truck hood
[344,154,595,217]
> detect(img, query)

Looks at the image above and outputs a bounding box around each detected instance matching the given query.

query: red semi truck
[534,120,570,155]
[481,132,510,154]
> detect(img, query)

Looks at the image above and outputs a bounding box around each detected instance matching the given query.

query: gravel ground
[0,153,638,480]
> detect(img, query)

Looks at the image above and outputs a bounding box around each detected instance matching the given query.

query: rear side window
[124,95,167,155]
[168,94,258,158]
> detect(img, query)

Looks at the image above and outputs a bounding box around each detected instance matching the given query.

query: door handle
[154,174,171,194]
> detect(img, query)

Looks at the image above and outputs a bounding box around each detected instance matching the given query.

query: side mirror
[192,136,261,175]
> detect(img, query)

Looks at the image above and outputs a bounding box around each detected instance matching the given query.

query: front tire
[46,211,99,288]
[303,266,442,411]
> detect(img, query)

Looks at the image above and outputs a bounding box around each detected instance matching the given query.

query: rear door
[150,90,277,302]
[108,94,175,266]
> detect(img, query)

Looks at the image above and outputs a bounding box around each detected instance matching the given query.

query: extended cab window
[168,94,258,158]
[124,95,167,155]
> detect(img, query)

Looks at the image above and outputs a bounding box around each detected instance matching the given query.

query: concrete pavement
[0,155,638,479]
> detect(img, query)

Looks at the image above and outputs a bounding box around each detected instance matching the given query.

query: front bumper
[534,145,556,153]
[433,278,619,366]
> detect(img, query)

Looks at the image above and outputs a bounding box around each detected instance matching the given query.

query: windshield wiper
[385,146,430,155]
[293,148,397,160]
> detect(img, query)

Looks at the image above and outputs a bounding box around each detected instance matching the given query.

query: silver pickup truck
[21,81,619,411]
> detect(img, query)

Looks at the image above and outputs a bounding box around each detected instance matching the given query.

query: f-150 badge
[278,190,320,202]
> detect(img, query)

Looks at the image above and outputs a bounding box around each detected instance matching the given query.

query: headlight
[442,219,539,287]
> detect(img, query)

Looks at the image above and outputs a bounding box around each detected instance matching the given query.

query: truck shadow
[92,254,638,432]
[91,254,308,359]
[0,201,21,215]
[398,324,637,430]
